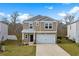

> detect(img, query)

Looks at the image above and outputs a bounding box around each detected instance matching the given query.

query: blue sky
[0,3,79,22]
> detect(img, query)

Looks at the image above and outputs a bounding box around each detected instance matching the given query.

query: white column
[22,33,24,40]
[33,32,35,43]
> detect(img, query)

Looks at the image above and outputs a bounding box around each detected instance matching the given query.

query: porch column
[33,32,35,43]
[22,33,24,40]
[22,33,24,44]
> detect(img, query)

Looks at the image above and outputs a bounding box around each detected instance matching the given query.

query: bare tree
[59,14,75,39]
[10,11,19,35]
[63,14,75,25]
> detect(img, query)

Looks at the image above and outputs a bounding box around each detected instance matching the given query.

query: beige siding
[23,23,29,29]
[53,22,57,31]
[23,21,57,31]
[36,22,57,31]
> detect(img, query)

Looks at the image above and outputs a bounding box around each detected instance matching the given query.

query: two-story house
[22,15,58,44]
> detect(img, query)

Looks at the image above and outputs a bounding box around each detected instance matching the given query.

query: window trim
[29,23,33,29]
[49,23,53,29]
[44,22,53,30]
[24,34,28,39]
[45,23,49,29]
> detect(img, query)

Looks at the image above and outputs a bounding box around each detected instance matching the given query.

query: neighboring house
[67,20,79,43]
[22,15,58,44]
[7,35,17,40]
[0,21,8,42]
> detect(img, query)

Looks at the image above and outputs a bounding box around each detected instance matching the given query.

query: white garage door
[36,34,56,44]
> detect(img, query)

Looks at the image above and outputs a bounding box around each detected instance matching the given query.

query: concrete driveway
[36,44,70,56]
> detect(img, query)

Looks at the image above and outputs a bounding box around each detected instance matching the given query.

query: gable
[23,15,57,23]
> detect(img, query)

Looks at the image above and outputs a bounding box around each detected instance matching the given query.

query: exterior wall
[35,33,56,44]
[7,35,17,40]
[36,21,57,31]
[23,21,57,32]
[67,25,70,38]
[76,21,79,43]
[23,23,29,29]
[0,22,8,41]
[67,23,76,41]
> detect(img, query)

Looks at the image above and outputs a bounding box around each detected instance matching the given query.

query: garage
[36,34,56,44]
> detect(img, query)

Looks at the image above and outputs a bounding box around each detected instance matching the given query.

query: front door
[30,35,33,42]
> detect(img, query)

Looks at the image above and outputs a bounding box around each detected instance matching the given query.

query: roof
[23,15,57,23]
[22,29,35,33]
[0,21,8,25]
[67,20,79,25]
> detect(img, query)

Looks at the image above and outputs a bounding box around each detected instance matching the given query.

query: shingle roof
[67,20,79,25]
[0,21,8,25]
[23,15,57,23]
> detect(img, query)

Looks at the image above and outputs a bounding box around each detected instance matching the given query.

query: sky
[0,3,79,22]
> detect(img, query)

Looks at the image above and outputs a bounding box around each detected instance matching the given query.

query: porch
[22,33,35,45]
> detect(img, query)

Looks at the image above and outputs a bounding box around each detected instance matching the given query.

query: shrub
[57,39,61,43]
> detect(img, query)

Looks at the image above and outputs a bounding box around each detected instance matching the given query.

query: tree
[59,14,75,38]
[63,14,75,25]
[10,11,19,35]
[57,21,67,37]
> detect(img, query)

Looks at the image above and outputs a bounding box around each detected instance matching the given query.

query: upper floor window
[45,23,48,29]
[44,23,53,29]
[49,23,52,29]
[29,24,33,29]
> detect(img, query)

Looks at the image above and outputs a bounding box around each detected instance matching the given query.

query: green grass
[58,38,79,56]
[0,40,36,56]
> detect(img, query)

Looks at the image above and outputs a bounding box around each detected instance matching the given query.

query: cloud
[69,6,79,14]
[18,13,33,22]
[45,6,53,10]
[7,14,10,17]
[58,6,79,17]
[58,12,67,17]
[0,12,33,23]
[0,12,5,16]
[0,12,10,18]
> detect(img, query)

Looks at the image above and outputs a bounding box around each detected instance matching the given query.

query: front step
[29,42,34,45]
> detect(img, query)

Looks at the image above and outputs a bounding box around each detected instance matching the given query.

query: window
[25,35,27,38]
[36,22,39,26]
[29,24,33,29]
[25,34,27,38]
[45,23,48,29]
[49,23,52,29]
[44,23,53,29]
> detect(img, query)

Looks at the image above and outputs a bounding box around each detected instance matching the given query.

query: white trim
[35,21,57,22]
[24,34,28,39]
[23,21,57,23]
[44,22,53,30]
[22,29,57,33]
[22,29,35,33]
[23,21,33,24]
[22,33,24,40]
[35,31,57,33]
[29,23,33,29]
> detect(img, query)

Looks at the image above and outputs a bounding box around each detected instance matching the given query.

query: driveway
[36,44,70,56]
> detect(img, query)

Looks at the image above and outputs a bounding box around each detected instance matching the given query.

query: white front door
[36,34,56,44]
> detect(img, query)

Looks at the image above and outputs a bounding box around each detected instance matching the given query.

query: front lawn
[58,38,79,56]
[0,40,36,56]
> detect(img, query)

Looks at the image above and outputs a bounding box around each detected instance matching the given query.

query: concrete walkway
[36,44,70,56]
